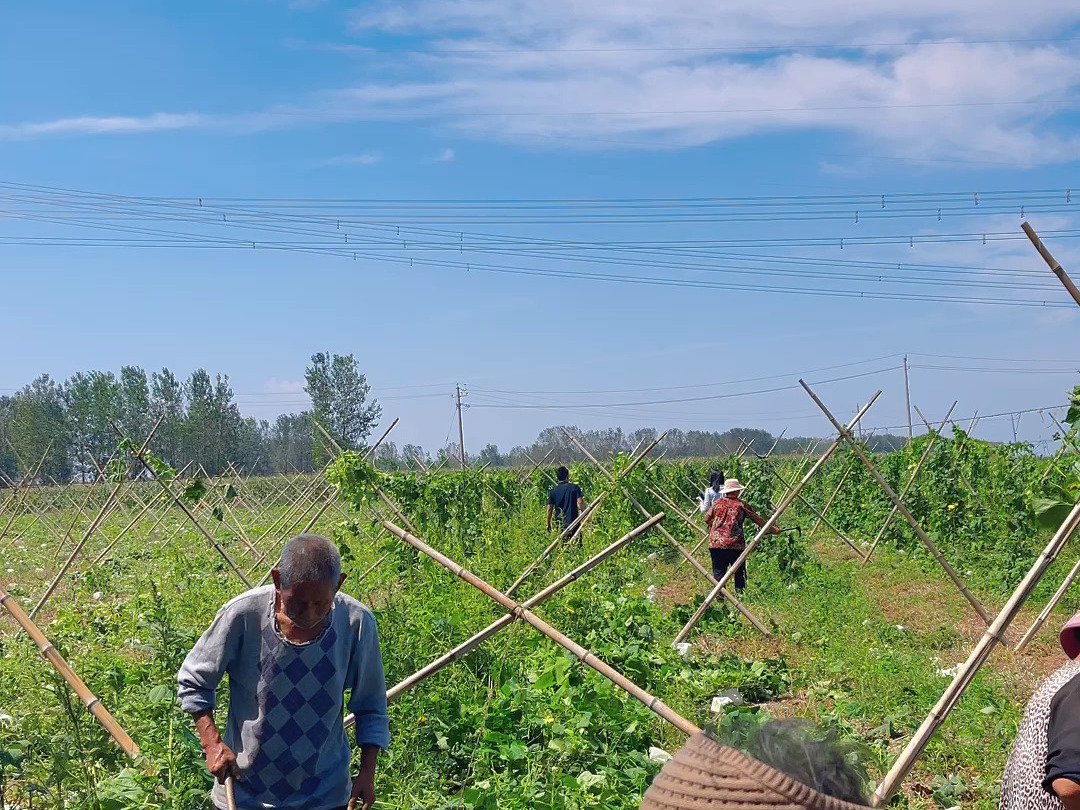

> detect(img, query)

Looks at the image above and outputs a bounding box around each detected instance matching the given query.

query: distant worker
[547,465,585,533]
[178,535,389,810]
[697,470,725,514]
[703,478,780,592]
[999,610,1080,810]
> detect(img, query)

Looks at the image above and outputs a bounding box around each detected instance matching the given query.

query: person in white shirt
[698,470,725,513]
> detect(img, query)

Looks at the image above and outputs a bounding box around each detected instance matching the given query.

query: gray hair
[277,534,342,589]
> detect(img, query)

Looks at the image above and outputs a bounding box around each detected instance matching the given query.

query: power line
[468,364,903,409]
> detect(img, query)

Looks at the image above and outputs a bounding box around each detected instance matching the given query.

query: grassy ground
[0,472,1076,810]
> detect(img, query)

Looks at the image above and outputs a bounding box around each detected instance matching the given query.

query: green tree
[118,366,150,443]
[8,374,70,481]
[150,368,185,465]
[183,370,244,474]
[268,411,314,473]
[304,352,381,461]
[65,370,121,477]
[477,443,502,468]
[0,396,16,482]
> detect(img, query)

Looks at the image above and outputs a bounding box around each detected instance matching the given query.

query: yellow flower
[947,503,957,511]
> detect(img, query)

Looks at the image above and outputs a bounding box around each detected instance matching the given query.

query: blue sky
[3,0,1080,454]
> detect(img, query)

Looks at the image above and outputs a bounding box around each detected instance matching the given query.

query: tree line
[0,353,380,484]
[372,424,906,472]
[0,353,906,484]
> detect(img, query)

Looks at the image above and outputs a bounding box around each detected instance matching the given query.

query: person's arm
[1045,675,1080,807]
[1052,779,1080,810]
[177,606,242,782]
[546,503,554,531]
[347,609,390,810]
[575,486,584,514]
[192,710,239,782]
[745,505,781,535]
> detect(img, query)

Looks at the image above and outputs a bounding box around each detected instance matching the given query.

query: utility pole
[903,355,913,443]
[455,384,467,470]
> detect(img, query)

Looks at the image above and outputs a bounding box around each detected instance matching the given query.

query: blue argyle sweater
[177,586,390,810]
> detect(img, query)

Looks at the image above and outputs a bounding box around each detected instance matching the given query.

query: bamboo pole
[505,434,666,596]
[380,520,699,736]
[121,430,253,588]
[863,402,957,563]
[568,432,770,635]
[0,584,139,759]
[344,513,668,729]
[808,466,852,541]
[48,452,115,560]
[746,448,866,561]
[30,422,162,619]
[1015,554,1080,651]
[673,395,881,645]
[689,439,813,558]
[1022,221,1080,308]
[0,442,53,547]
[801,382,992,626]
[872,497,1080,806]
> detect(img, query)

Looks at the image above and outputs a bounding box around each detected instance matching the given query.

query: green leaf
[182,478,207,504]
[1035,498,1074,530]
[534,666,557,690]
[147,685,174,705]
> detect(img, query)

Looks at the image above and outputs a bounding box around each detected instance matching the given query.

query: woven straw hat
[640,732,872,810]
[720,478,745,495]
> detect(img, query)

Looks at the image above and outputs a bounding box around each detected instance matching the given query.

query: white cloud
[335,0,1080,162]
[265,379,306,394]
[0,112,205,139]
[432,147,455,162]
[7,2,1080,164]
[321,152,384,166]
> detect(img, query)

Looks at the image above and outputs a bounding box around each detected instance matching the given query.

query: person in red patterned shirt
[703,478,780,592]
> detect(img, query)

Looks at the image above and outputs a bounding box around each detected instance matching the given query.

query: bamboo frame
[808,465,852,541]
[672,394,881,645]
[745,447,866,561]
[0,584,139,759]
[862,402,957,563]
[30,421,163,619]
[1015,553,1080,651]
[380,519,699,736]
[567,431,771,635]
[801,381,992,626]
[344,513,668,729]
[872,497,1080,806]
[0,442,53,547]
[505,435,665,596]
[120,426,253,588]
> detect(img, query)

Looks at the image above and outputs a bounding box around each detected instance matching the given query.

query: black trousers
[709,547,746,591]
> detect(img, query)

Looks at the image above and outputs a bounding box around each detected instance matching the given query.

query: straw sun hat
[720,478,746,495]
[640,732,872,810]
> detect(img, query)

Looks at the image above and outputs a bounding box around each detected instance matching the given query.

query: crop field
[1,418,1080,810]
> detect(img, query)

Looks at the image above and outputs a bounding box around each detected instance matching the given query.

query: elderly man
[178,535,389,810]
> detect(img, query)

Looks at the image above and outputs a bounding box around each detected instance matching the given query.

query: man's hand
[348,770,376,810]
[192,710,239,783]
[204,739,239,783]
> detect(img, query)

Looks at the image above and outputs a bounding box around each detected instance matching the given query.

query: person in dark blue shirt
[547,466,584,533]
